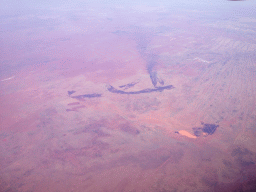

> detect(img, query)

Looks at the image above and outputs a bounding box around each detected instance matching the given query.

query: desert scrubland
[1,2,256,191]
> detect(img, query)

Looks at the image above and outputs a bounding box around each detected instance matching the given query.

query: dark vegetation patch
[201,170,218,188]
[231,147,256,167]
[73,118,140,137]
[222,159,233,168]
[239,160,255,166]
[120,123,140,136]
[67,102,80,105]
[192,127,202,137]
[215,172,256,192]
[231,147,252,157]
[66,105,86,112]
[73,119,110,137]
[122,148,184,170]
[126,97,160,113]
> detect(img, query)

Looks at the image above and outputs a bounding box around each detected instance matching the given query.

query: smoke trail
[147,56,158,87]
[134,33,164,87]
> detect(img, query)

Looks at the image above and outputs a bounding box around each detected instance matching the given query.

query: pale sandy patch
[178,130,197,139]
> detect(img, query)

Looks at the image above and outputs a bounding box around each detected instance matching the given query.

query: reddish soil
[1,4,256,192]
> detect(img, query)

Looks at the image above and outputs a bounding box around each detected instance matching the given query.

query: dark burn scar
[119,82,139,90]
[71,93,102,99]
[192,123,219,136]
[107,85,174,94]
[68,90,76,96]
[202,123,218,135]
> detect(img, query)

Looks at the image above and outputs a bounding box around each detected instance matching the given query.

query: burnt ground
[1,3,256,192]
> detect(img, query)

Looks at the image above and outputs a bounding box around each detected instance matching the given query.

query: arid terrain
[1,1,256,191]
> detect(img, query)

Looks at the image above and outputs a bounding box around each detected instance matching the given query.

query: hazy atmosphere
[1,0,256,191]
